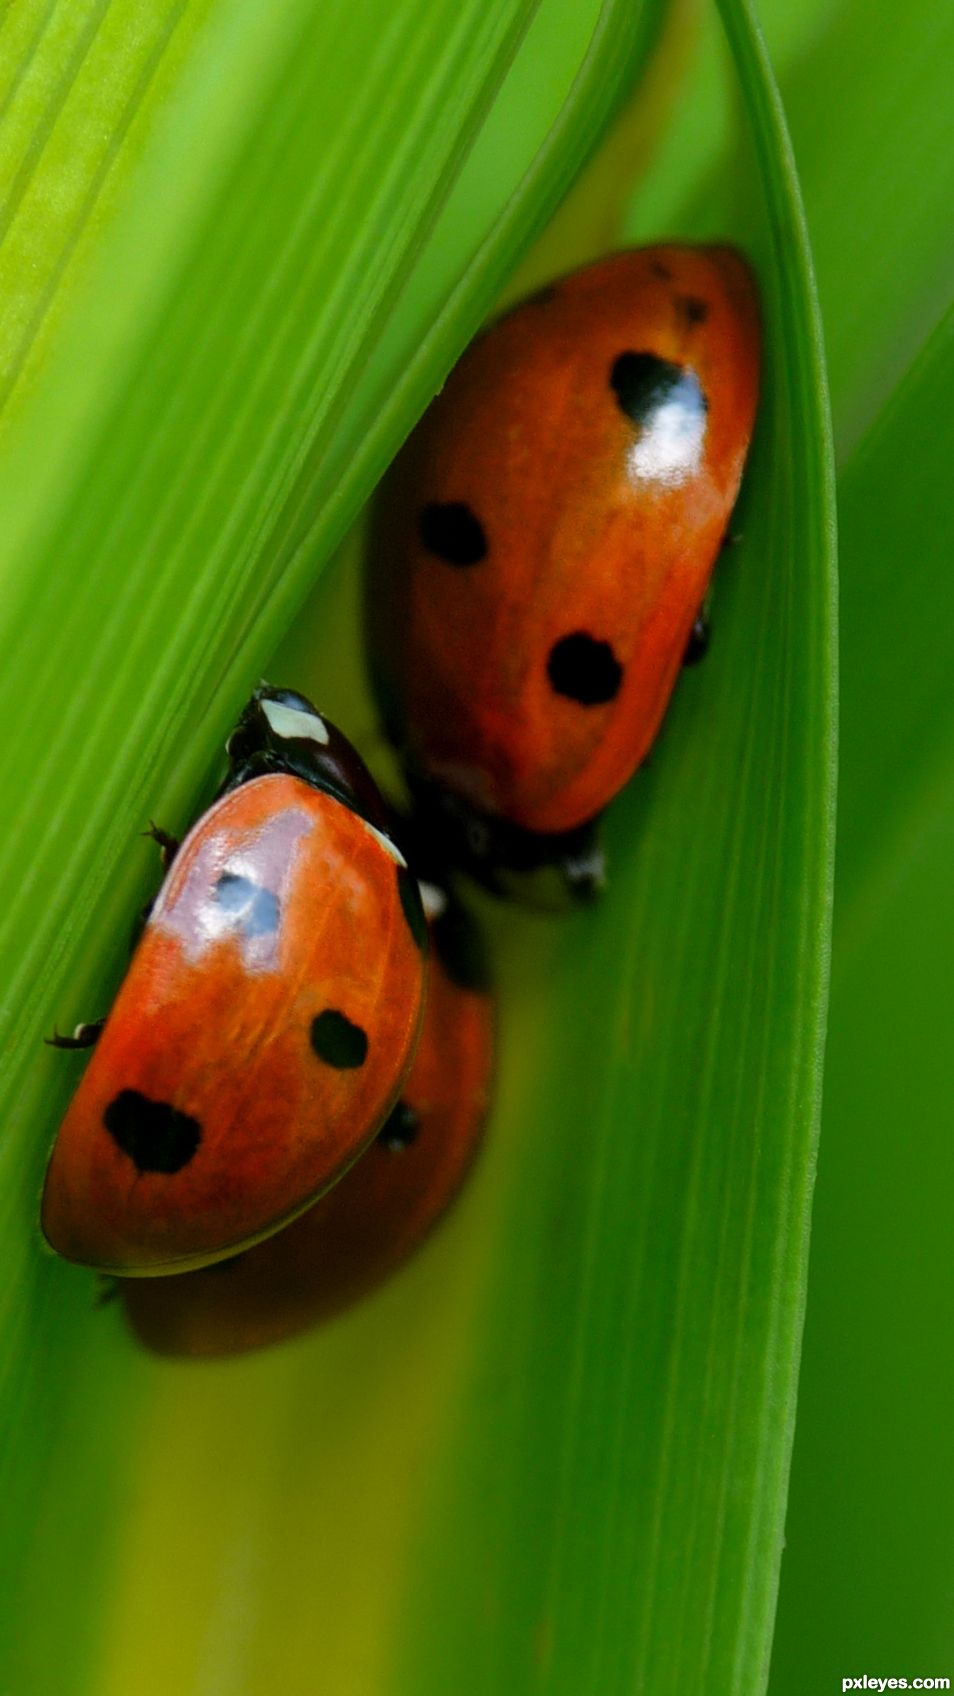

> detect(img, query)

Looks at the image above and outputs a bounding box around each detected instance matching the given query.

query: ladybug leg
[46,1018,106,1050]
[142,821,180,872]
[685,528,737,667]
[94,1277,121,1309]
[131,822,180,946]
[683,586,714,667]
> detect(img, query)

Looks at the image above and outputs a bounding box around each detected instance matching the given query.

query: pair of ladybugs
[42,244,760,1355]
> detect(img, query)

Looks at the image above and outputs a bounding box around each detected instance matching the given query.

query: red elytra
[365,244,760,846]
[42,770,427,1276]
[122,895,494,1355]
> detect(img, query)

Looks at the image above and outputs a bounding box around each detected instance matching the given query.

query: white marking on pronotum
[262,699,330,745]
[359,817,407,868]
[418,880,448,921]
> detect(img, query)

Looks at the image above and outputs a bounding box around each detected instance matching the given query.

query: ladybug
[365,244,761,901]
[122,881,493,1354]
[41,687,428,1276]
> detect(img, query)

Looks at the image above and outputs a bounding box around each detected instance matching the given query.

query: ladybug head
[223,686,395,836]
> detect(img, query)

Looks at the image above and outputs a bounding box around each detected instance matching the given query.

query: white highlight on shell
[419,880,448,921]
[359,816,407,868]
[627,393,706,487]
[154,806,315,973]
[262,699,330,745]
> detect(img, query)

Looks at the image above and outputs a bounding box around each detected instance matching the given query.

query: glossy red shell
[42,774,426,1275]
[366,244,761,835]
[122,912,493,1354]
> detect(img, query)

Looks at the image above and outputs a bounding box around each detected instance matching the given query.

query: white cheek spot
[626,391,707,487]
[418,880,448,921]
[359,816,406,868]
[262,699,330,745]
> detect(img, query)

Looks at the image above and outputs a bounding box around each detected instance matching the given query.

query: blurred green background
[0,0,950,1690]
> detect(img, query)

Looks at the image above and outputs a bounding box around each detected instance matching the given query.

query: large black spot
[310,1010,368,1070]
[419,502,487,567]
[377,1100,420,1151]
[397,865,428,952]
[547,633,622,706]
[215,872,280,938]
[609,351,704,429]
[104,1090,201,1174]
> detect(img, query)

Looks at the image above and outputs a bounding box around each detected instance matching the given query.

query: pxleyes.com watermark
[841,1680,950,1691]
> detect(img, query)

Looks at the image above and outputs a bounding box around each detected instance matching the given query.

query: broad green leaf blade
[827,304,954,948]
[0,1,666,1691]
[771,0,954,457]
[388,0,835,1685]
[770,304,954,1690]
[746,0,954,1681]
[772,791,954,1687]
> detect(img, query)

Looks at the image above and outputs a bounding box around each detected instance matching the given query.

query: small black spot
[526,283,558,306]
[310,1010,368,1070]
[377,1101,420,1151]
[679,295,708,326]
[610,351,705,429]
[397,865,428,952]
[419,502,487,567]
[215,872,280,938]
[650,260,673,281]
[104,1090,201,1174]
[547,633,622,707]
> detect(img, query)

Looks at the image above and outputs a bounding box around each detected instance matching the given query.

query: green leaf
[759,0,954,1678]
[770,0,954,457]
[0,0,836,1691]
[0,0,664,1689]
[771,305,954,1690]
[387,0,836,1686]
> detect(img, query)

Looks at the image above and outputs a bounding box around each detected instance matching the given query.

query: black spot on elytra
[679,295,708,326]
[215,872,280,938]
[419,502,487,567]
[377,1100,420,1151]
[610,351,706,430]
[650,259,673,281]
[547,633,622,707]
[398,866,428,952]
[310,1010,368,1070]
[104,1090,201,1174]
[526,283,558,306]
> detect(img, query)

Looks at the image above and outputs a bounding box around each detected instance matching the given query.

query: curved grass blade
[387,0,836,1685]
[8,0,834,1686]
[0,1,668,1690]
[772,301,954,1690]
